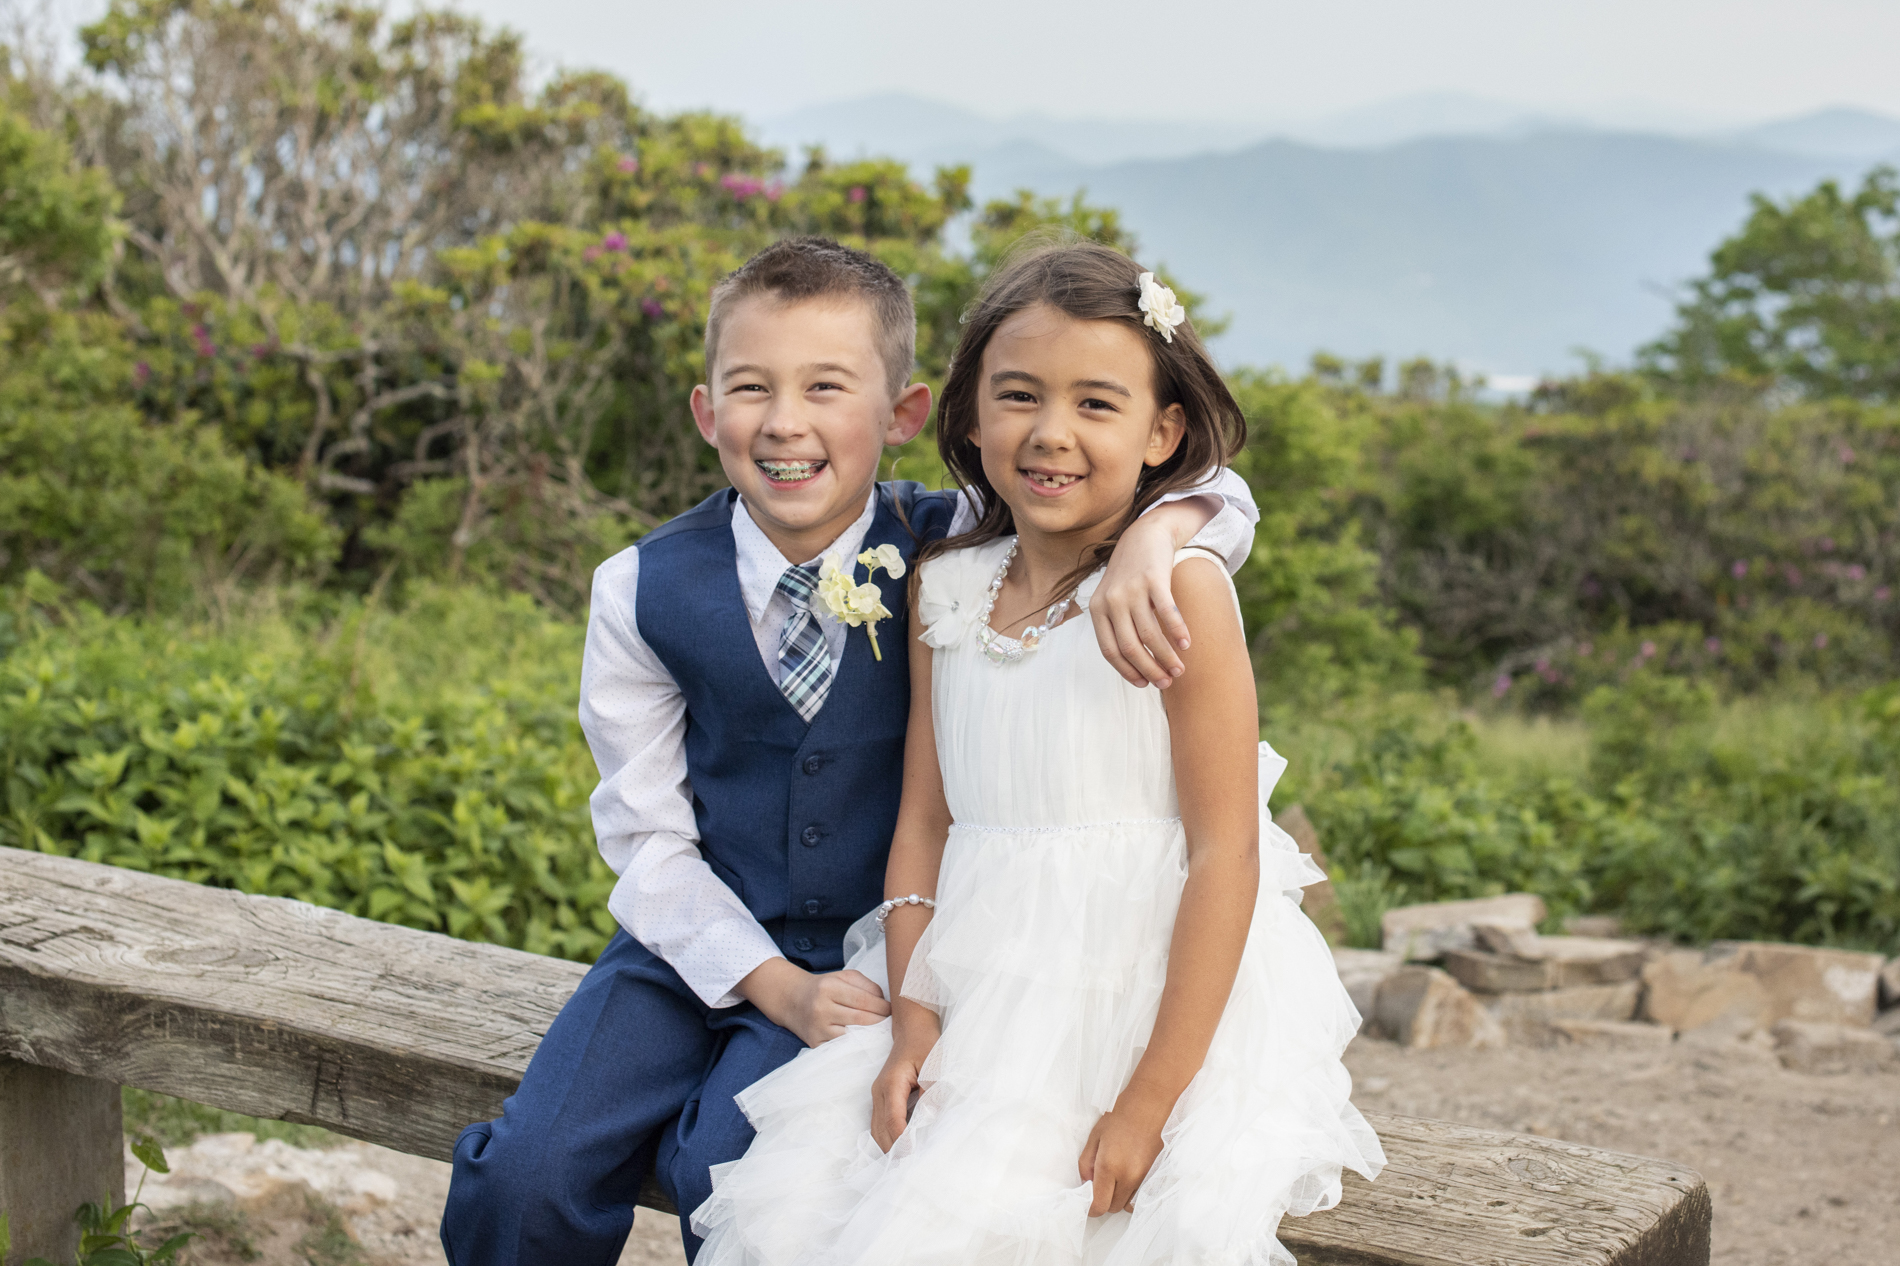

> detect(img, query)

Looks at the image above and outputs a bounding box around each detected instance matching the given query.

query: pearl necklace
[973,540,1077,665]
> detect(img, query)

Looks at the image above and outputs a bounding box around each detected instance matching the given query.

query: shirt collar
[732,489,881,624]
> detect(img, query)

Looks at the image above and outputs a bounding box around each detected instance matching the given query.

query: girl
[691,242,1383,1265]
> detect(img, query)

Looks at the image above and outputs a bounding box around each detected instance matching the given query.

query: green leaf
[129,1132,170,1174]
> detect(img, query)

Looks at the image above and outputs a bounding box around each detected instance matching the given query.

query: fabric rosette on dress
[692,539,1383,1266]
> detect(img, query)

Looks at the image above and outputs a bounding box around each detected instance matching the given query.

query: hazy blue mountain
[759,94,1892,377]
[969,133,1866,378]
[1277,92,1579,149]
[1730,107,1900,160]
[757,94,1263,167]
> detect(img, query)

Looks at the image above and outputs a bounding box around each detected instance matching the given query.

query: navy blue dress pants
[440,930,805,1265]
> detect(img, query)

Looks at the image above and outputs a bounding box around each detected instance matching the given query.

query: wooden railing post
[0,1057,124,1263]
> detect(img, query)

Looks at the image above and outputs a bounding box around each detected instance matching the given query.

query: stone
[1275,804,1346,945]
[1641,942,1884,1032]
[1771,1020,1900,1075]
[1371,965,1507,1049]
[1487,982,1642,1045]
[1546,1019,1675,1050]
[1874,1008,1900,1038]
[1564,914,1626,938]
[1471,922,1543,958]
[1880,956,1900,1010]
[1331,947,1404,1019]
[1379,893,1547,961]
[1443,936,1650,994]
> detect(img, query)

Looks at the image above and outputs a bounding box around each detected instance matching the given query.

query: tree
[1645,167,1900,401]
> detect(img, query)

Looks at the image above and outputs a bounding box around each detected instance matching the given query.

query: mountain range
[756,94,1900,380]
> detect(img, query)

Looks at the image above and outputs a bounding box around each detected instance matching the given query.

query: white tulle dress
[691,541,1384,1266]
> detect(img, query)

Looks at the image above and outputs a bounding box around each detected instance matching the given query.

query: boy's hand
[1093,501,1214,688]
[869,1040,932,1153]
[1077,1089,1172,1216]
[737,957,889,1047]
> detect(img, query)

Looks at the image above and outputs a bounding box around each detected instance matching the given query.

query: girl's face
[972,303,1186,547]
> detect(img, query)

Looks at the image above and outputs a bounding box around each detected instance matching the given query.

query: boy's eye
[997,390,1036,404]
[730,383,767,394]
[810,381,844,393]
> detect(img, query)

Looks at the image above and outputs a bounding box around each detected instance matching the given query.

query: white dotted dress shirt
[578,471,1260,1008]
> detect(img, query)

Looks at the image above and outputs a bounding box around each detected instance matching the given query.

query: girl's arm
[1078,555,1260,1217]
[870,600,955,1152]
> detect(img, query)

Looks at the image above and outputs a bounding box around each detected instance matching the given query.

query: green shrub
[0,580,617,961]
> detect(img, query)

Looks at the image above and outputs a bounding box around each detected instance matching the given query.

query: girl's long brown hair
[917,237,1248,607]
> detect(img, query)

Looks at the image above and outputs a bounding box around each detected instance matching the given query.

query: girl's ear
[1143,403,1187,467]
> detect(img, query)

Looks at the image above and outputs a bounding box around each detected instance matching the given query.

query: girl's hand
[870,1040,933,1153]
[1078,1090,1172,1216]
[1092,501,1213,689]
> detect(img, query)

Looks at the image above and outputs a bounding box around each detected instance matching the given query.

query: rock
[1487,982,1643,1045]
[1379,893,1547,961]
[1371,965,1506,1049]
[1443,937,1650,994]
[1471,922,1543,958]
[1641,942,1884,1032]
[1881,956,1900,1010]
[1442,948,1553,994]
[1332,947,1404,1019]
[1874,1008,1900,1038]
[1771,1020,1900,1075]
[1546,1019,1674,1050]
[1563,914,1625,938]
[1275,804,1346,945]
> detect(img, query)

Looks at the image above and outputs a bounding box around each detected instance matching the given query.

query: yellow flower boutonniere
[818,544,907,660]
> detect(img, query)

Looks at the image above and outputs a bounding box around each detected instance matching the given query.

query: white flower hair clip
[1137,272,1186,344]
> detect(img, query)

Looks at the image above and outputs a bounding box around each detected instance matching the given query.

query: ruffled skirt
[691,812,1384,1266]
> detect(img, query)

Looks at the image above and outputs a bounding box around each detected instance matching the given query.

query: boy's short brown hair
[704,237,916,398]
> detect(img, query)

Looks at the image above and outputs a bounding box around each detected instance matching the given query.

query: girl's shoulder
[915,536,1014,650]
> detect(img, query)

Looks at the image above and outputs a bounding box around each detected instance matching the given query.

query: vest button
[802,755,824,775]
[792,937,815,953]
[802,899,824,916]
[801,825,822,847]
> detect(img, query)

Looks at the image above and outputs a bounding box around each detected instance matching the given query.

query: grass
[123,1087,339,1150]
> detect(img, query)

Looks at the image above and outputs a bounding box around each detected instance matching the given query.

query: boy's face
[691,294,929,563]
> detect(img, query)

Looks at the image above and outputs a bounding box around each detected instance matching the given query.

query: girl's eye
[1080,397,1118,412]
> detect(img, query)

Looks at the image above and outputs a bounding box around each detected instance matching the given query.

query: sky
[449,0,1900,128]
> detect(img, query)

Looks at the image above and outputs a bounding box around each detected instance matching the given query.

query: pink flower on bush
[583,245,601,262]
[1578,641,1593,658]
[1839,445,1856,464]
[848,185,866,203]
[1876,587,1892,602]
[1846,564,1866,581]
[720,174,767,198]
[641,297,664,319]
[133,361,151,385]
[1813,632,1829,649]
[1491,674,1512,698]
[1731,560,1747,578]
[694,162,709,177]
[618,156,639,174]
[602,232,628,252]
[1820,537,1835,553]
[1640,640,1657,658]
[1784,565,1803,586]
[766,180,784,202]
[191,324,215,358]
[1704,637,1721,654]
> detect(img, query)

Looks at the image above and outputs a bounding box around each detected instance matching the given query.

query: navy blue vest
[633,482,958,972]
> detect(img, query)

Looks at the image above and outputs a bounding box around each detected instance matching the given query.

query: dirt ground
[1344,1028,1900,1266]
[138,1027,1895,1266]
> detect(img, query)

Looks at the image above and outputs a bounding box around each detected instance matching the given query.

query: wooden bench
[0,847,1711,1264]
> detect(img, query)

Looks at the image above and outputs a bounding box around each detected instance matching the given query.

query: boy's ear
[690,384,718,445]
[883,382,932,447]
[1143,403,1188,468]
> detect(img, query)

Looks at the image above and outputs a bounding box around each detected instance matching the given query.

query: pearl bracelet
[873,893,936,930]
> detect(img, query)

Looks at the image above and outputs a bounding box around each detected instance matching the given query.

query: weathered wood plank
[0,848,1710,1264]
[0,1057,125,1262]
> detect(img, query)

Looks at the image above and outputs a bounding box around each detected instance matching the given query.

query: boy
[441,237,1258,1265]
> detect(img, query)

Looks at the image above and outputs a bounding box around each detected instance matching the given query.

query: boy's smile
[690,295,929,563]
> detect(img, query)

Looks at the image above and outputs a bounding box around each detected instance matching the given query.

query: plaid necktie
[775,562,833,723]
